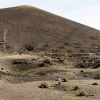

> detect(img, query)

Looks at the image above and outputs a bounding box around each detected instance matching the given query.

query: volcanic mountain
[0,5,100,53]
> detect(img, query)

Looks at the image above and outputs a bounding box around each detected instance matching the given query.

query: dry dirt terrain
[0,53,100,100]
[0,5,100,100]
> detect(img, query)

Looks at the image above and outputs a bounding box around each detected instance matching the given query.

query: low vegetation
[39,82,50,88]
[77,90,89,96]
[73,86,80,90]
[18,44,33,51]
[52,48,59,52]
[90,36,100,40]
[62,78,68,82]
[58,81,62,85]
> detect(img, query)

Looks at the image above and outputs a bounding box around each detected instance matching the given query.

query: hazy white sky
[0,0,100,30]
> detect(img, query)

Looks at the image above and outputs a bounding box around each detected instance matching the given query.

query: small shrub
[58,81,62,85]
[92,82,99,85]
[38,63,45,67]
[83,74,88,77]
[62,78,68,82]
[1,68,4,70]
[64,88,67,91]
[74,86,80,90]
[78,90,89,96]
[39,82,50,88]
[18,44,33,51]
[12,60,28,65]
[52,48,59,52]
[90,36,100,40]
[56,78,61,81]
[89,94,94,96]
[80,70,84,72]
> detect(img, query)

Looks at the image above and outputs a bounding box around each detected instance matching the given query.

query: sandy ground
[0,80,100,100]
[0,54,100,100]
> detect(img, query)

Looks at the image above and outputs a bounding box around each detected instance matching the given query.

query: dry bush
[18,44,33,51]
[73,86,80,90]
[39,82,50,88]
[62,78,68,82]
[56,78,61,81]
[58,81,62,85]
[78,90,89,96]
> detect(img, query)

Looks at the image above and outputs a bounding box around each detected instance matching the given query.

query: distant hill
[0,5,100,53]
